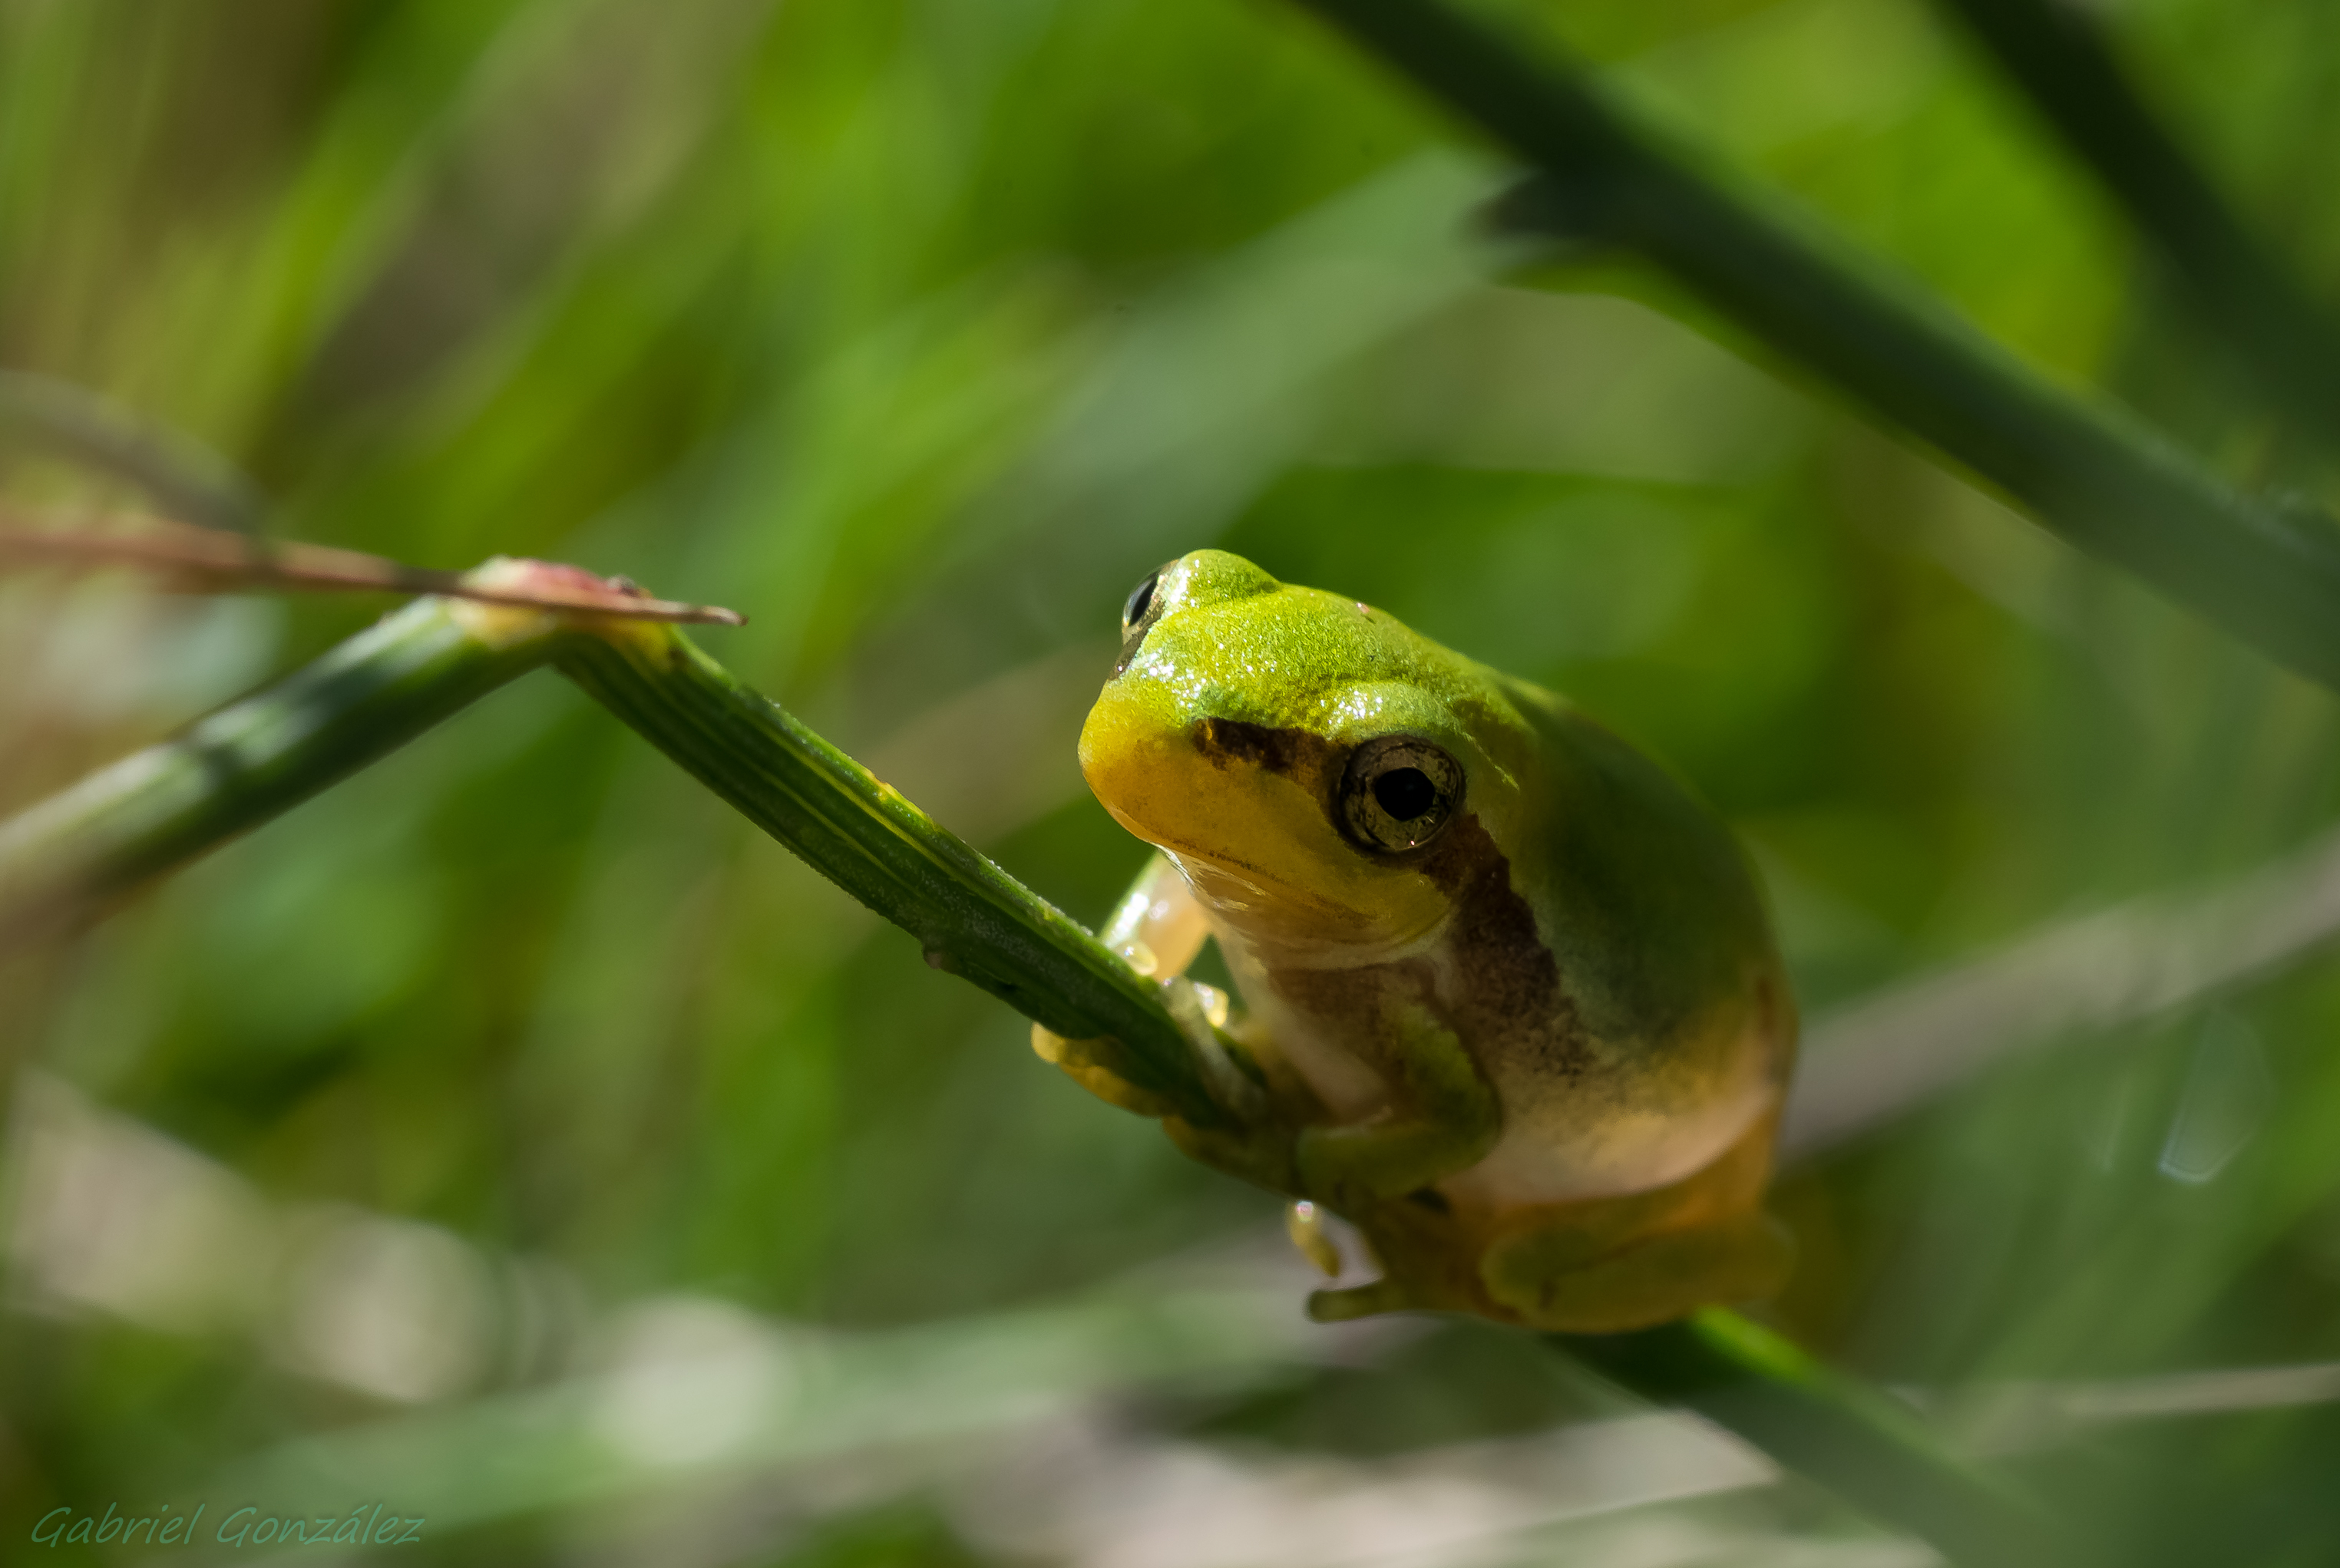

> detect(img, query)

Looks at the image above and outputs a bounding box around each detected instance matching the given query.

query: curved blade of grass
[1288,0,2340,695]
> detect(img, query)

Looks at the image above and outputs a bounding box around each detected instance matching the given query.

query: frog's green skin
[1037,550,1794,1333]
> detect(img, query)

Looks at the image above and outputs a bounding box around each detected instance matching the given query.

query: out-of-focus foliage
[5,0,2340,1563]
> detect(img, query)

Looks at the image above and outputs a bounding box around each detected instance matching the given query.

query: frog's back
[1502,677,1780,1048]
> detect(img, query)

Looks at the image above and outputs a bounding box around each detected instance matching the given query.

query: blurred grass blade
[551,626,1227,1125]
[0,370,266,536]
[1288,0,2340,693]
[1932,0,2340,442]
[0,517,747,625]
[0,593,560,945]
[1786,820,2340,1157]
[1562,1312,2067,1566]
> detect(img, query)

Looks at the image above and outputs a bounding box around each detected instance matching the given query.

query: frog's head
[1080,550,1539,959]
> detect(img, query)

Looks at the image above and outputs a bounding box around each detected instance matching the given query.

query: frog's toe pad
[1306,1277,1413,1323]
[1030,1024,1176,1117]
[1484,1212,1794,1335]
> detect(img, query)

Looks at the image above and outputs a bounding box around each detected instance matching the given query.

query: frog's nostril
[1122,570,1159,632]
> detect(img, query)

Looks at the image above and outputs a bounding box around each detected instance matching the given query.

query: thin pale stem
[0,517,746,625]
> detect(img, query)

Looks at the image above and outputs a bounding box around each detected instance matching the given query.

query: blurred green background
[7,0,2340,1561]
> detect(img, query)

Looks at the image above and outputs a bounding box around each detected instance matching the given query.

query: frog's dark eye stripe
[1338,737,1462,853]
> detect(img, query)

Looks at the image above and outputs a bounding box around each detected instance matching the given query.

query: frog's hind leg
[1033,853,1215,1115]
[1482,1210,1793,1334]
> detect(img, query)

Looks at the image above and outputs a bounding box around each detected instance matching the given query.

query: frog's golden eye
[1338,738,1462,853]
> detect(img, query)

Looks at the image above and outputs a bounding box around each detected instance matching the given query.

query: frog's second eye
[1122,571,1160,632]
[1338,738,1462,853]
[1115,566,1175,675]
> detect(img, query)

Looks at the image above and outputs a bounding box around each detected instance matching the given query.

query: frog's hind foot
[1483,1210,1794,1335]
[1305,1276,1415,1323]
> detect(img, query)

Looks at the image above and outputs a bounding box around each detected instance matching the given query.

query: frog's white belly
[1443,1054,1775,1209]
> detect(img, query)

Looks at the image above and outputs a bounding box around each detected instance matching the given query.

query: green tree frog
[1035,550,1795,1332]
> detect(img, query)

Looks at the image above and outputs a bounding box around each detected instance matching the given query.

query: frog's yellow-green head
[1081,550,1539,957]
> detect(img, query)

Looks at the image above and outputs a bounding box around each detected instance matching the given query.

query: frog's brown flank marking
[1420,816,1590,1085]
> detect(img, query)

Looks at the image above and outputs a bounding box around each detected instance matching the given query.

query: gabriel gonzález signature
[31,1502,425,1548]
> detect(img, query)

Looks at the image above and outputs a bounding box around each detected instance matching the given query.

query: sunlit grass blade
[550,623,1231,1126]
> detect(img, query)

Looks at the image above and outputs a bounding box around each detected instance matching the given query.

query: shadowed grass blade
[1289,0,2340,693]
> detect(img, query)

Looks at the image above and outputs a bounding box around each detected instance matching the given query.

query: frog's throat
[1157,846,1451,967]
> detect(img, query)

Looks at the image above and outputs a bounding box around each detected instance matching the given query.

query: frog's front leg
[1294,1004,1499,1210]
[1031,852,1215,1116]
[1289,1007,1500,1321]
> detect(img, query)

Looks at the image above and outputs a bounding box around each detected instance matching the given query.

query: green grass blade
[1562,1312,2070,1566]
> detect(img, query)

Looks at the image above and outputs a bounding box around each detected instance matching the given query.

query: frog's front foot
[1481,1210,1794,1334]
